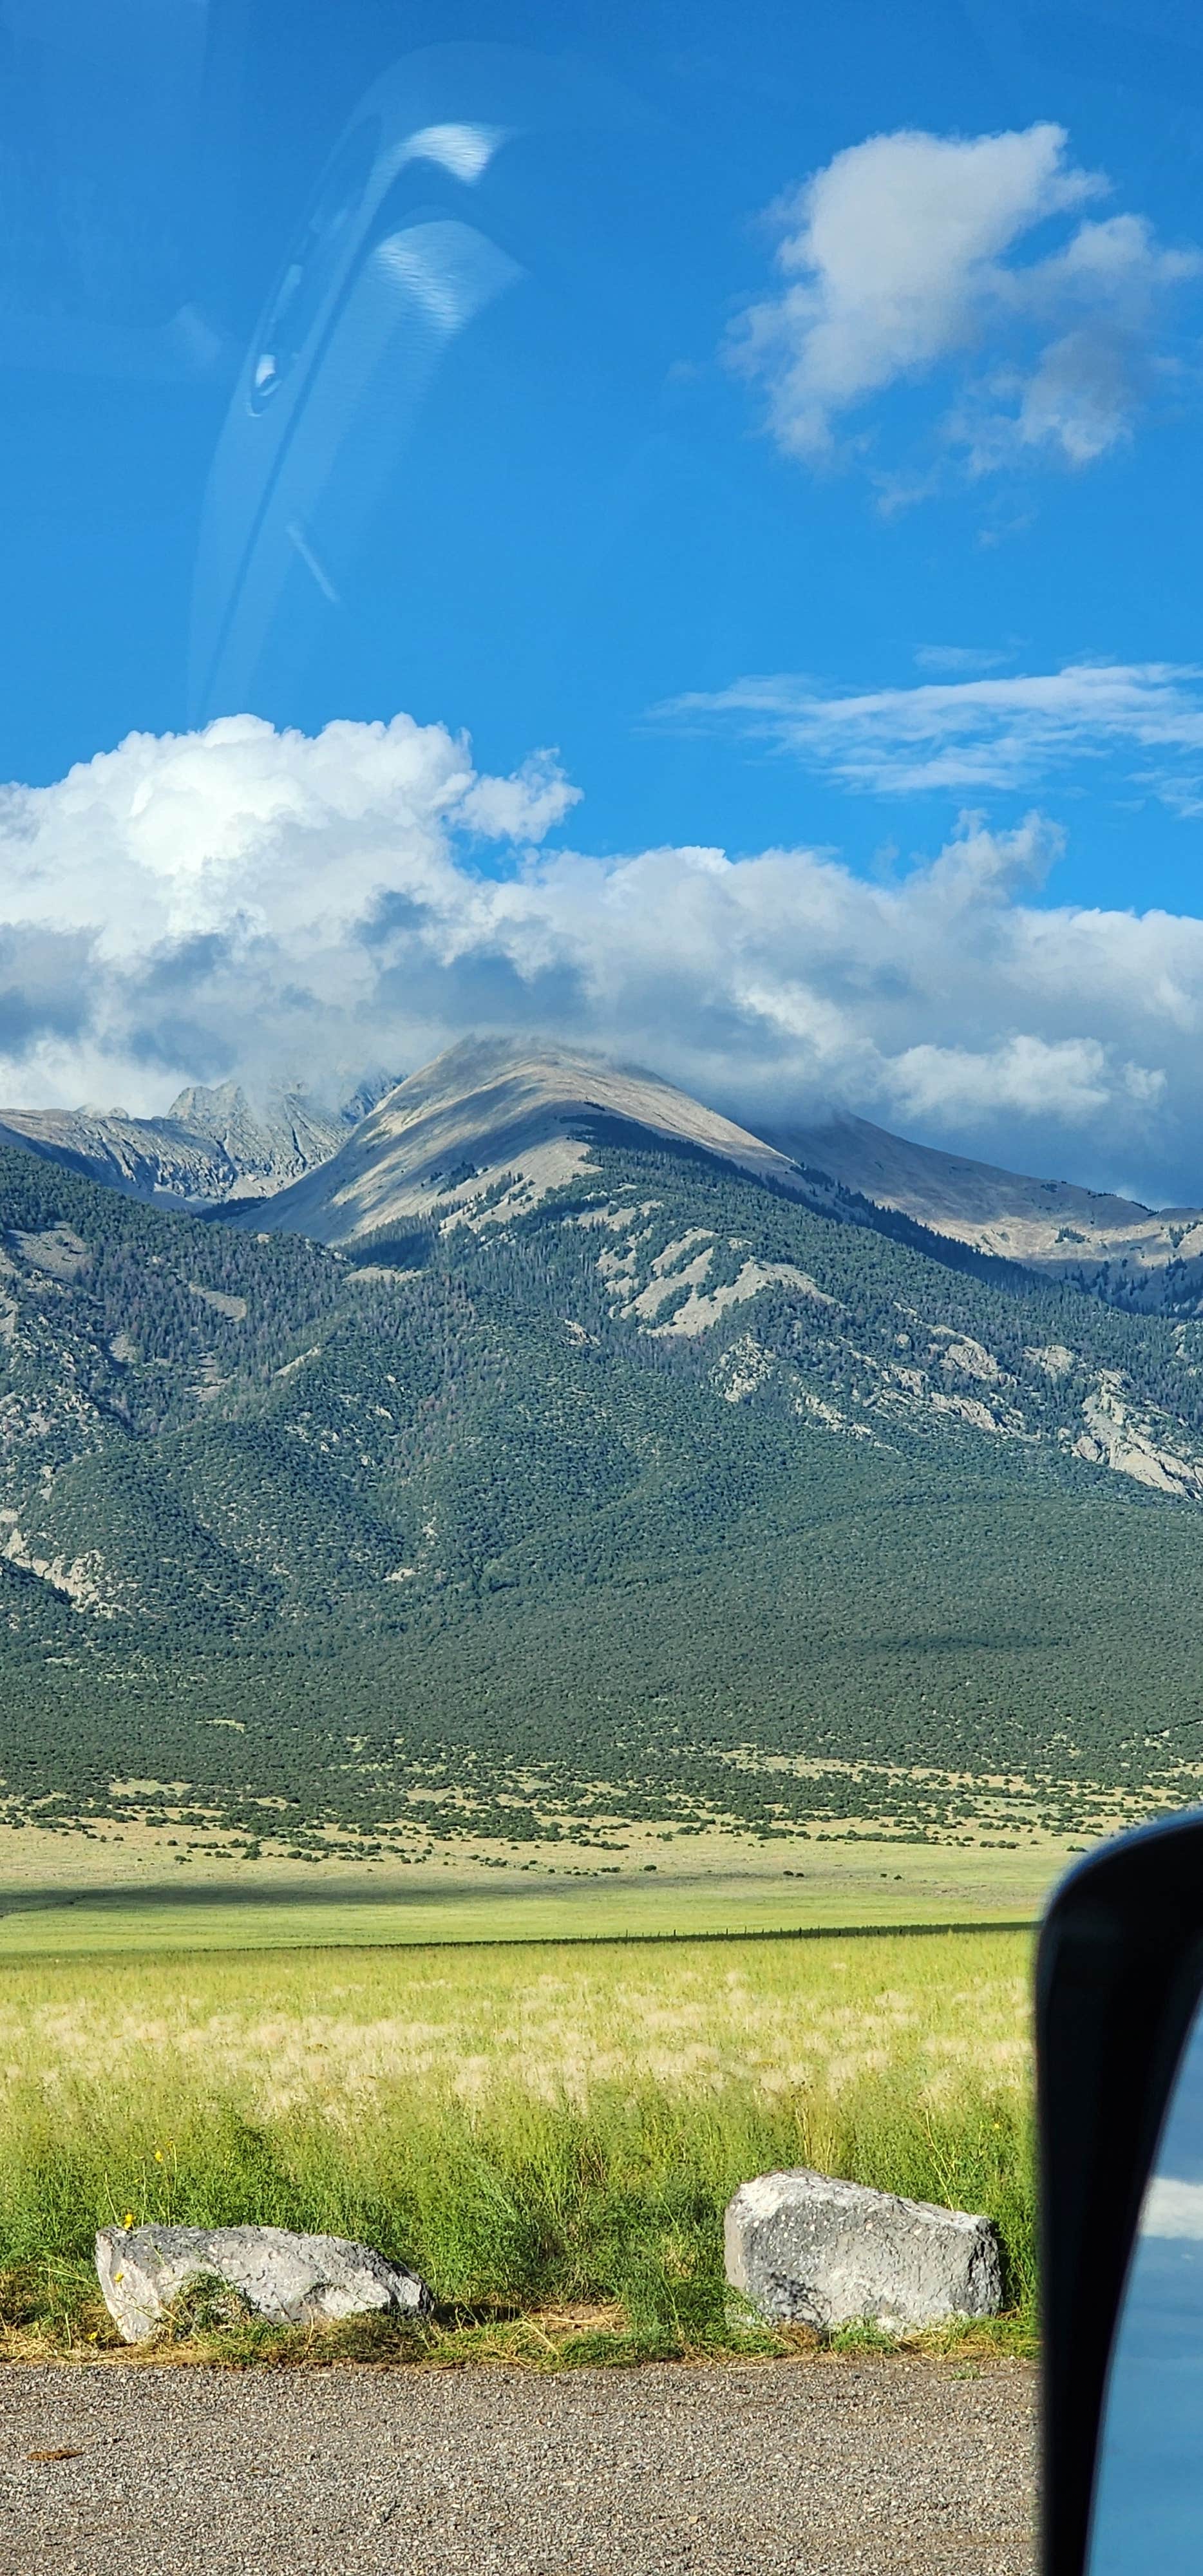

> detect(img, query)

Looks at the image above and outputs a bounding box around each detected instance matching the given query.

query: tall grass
[0,1930,1034,2356]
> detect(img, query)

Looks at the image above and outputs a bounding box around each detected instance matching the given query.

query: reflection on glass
[1088,1984,1203,2571]
[186,44,605,723]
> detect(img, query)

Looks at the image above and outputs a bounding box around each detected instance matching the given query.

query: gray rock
[95,2224,430,2344]
[724,2166,1001,2333]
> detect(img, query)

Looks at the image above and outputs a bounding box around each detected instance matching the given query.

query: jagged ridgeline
[3,1107,1203,1851]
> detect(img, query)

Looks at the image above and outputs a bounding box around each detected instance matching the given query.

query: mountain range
[7,1039,1201,1311]
[0,1034,1200,1859]
[0,1077,385,1210]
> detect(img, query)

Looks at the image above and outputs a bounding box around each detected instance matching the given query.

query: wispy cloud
[913,645,1013,676]
[728,122,1200,491]
[658,661,1203,803]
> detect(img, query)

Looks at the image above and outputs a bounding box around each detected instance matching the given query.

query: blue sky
[3,0,1203,1200]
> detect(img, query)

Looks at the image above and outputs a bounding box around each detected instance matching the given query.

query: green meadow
[0,1922,1035,2363]
[0,1826,1069,1956]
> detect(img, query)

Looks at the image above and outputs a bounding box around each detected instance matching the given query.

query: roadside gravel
[0,2355,1036,2574]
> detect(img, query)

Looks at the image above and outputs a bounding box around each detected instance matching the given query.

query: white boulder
[95,2224,430,2344]
[724,2166,1001,2333]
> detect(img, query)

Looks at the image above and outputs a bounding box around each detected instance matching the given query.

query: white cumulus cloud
[5,712,1203,1206]
[728,122,1200,484]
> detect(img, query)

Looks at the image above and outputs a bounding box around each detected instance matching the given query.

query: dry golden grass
[0,1927,1030,2121]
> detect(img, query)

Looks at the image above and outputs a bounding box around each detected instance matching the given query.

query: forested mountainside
[3,1107,1203,1855]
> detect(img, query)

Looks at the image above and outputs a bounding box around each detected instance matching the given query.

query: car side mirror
[1038,1809,1203,2572]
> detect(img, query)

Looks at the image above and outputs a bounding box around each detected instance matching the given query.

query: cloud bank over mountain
[3,708,1203,1206]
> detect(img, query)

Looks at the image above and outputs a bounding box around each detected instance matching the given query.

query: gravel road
[0,2356,1035,2575]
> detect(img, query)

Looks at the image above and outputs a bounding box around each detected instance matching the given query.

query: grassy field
[0,1924,1034,2363]
[0,1822,1075,1956]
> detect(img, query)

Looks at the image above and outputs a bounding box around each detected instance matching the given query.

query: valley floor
[0,1822,1076,1955]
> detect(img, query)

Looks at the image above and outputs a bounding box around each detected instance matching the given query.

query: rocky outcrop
[95,2224,430,2342]
[725,2167,1001,2333]
[0,1084,348,1209]
[1074,1374,1203,1501]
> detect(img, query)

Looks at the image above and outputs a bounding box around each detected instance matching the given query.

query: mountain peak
[167,1080,251,1130]
[235,1030,812,1245]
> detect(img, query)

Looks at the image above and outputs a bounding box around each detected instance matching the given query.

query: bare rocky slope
[0,1083,354,1208]
[768,1108,1203,1309]
[230,1036,824,1245]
